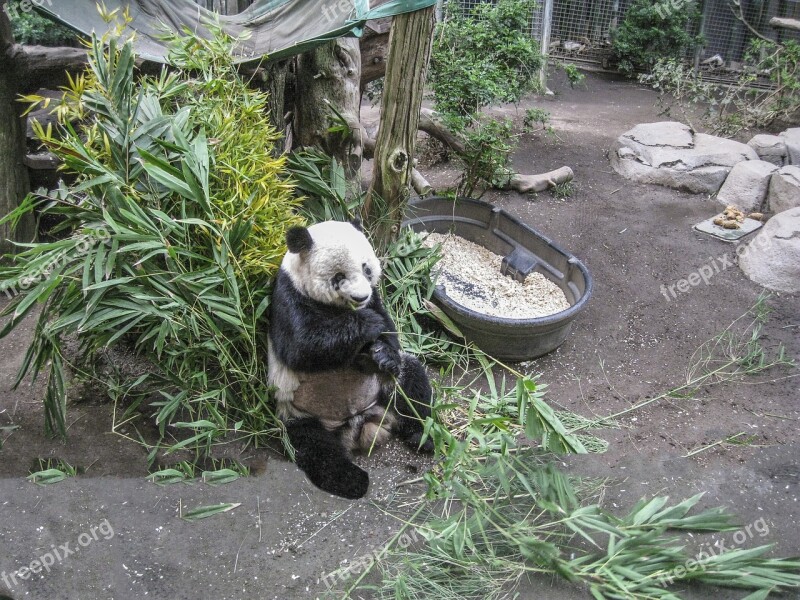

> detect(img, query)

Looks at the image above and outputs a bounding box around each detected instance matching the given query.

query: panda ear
[286,226,314,254]
[350,218,364,232]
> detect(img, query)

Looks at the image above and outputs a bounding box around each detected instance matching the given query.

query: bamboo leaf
[181,502,241,522]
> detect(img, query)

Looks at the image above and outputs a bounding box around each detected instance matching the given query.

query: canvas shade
[35,0,434,63]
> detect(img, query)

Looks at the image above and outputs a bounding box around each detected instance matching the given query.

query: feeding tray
[693,214,763,242]
[402,197,592,361]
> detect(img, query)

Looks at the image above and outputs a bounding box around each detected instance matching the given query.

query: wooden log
[505,167,574,193]
[360,21,391,89]
[365,6,435,248]
[410,166,432,196]
[418,107,466,153]
[770,17,800,32]
[9,44,89,92]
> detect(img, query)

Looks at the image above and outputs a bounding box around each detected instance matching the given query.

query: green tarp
[35,0,434,63]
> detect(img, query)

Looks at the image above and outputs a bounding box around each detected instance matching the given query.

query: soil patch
[1,69,798,600]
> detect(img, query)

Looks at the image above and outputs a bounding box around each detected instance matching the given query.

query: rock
[611,121,758,194]
[738,207,800,293]
[780,128,800,165]
[625,121,693,147]
[767,166,800,214]
[716,160,778,212]
[747,134,787,166]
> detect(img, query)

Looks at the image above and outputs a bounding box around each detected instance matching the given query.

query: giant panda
[267,219,434,499]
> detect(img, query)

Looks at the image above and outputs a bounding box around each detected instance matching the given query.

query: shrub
[642,38,800,135]
[426,0,543,196]
[1,25,302,457]
[6,0,79,46]
[429,0,543,120]
[611,0,702,77]
[456,117,517,198]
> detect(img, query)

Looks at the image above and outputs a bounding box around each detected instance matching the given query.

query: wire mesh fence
[454,0,800,82]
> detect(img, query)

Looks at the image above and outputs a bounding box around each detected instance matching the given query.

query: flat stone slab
[767,165,800,214]
[738,207,800,293]
[611,121,758,194]
[694,215,763,242]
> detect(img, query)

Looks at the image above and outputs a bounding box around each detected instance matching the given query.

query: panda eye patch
[362,263,372,278]
[331,272,346,288]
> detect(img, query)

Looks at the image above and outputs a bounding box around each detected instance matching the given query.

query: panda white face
[282,221,382,310]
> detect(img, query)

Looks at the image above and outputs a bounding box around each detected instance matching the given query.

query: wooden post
[0,0,35,254]
[365,6,435,250]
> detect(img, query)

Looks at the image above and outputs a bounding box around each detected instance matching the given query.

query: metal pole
[539,0,554,89]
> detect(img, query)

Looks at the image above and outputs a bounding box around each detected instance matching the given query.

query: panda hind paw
[309,460,370,499]
[404,430,435,454]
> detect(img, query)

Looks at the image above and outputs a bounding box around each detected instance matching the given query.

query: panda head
[281,220,381,310]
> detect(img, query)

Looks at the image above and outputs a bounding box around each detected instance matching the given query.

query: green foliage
[456,117,517,198]
[562,62,586,87]
[642,39,800,135]
[426,0,546,196]
[523,107,551,131]
[28,458,77,485]
[0,26,301,456]
[611,0,702,77]
[381,229,458,359]
[287,148,361,223]
[364,77,384,107]
[336,296,799,600]
[552,180,575,199]
[6,0,79,46]
[429,0,542,119]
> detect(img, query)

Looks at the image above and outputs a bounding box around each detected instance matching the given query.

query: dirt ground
[1,69,798,600]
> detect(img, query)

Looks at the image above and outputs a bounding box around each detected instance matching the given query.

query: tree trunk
[365,6,435,249]
[293,38,362,176]
[1,0,35,254]
[259,59,290,153]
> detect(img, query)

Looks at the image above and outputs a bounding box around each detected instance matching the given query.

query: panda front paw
[360,308,388,342]
[371,339,402,377]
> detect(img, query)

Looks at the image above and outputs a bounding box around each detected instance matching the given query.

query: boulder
[767,166,800,214]
[738,207,800,293]
[747,134,787,166]
[611,122,758,194]
[716,160,778,212]
[780,128,800,165]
